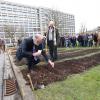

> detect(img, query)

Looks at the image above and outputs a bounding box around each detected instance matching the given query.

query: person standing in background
[47,21,59,61]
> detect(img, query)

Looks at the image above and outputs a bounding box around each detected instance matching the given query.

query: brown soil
[58,48,80,53]
[21,51,100,88]
[40,48,100,61]
[58,48,100,59]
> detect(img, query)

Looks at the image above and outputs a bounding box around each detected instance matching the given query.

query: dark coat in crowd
[16,37,48,71]
[47,26,59,61]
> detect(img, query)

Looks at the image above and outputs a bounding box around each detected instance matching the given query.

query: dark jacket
[16,37,48,61]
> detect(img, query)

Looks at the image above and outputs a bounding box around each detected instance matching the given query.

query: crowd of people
[59,33,98,48]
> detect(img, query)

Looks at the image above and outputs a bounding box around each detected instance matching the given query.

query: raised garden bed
[21,50,100,88]
[58,48,100,59]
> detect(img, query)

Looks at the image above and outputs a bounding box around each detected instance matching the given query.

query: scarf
[48,27,57,45]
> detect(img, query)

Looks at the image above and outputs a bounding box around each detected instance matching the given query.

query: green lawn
[57,47,99,52]
[34,65,100,100]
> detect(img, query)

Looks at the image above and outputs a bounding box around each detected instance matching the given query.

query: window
[5,39,10,44]
[2,13,7,17]
[0,27,3,32]
[1,6,6,10]
[7,7,12,11]
[29,28,33,32]
[13,8,17,12]
[11,39,15,43]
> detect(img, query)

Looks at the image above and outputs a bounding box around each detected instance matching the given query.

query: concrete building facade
[0,1,75,44]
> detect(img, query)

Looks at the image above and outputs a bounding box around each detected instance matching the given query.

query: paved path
[0,52,34,100]
[0,52,21,100]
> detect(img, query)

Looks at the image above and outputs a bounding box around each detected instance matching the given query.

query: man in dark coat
[16,34,54,73]
[47,21,59,61]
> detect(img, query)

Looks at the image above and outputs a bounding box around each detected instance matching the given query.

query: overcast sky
[6,0,100,33]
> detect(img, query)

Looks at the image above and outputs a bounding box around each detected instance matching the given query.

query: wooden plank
[0,53,5,100]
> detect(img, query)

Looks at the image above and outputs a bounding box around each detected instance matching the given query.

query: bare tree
[4,24,16,46]
[16,25,26,40]
[47,9,65,30]
[4,24,26,47]
[80,24,87,34]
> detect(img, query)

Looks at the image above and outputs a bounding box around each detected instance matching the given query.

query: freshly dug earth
[58,48,80,53]
[40,48,100,61]
[21,52,100,88]
[58,48,100,59]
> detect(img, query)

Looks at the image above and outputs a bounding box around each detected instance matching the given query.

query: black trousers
[48,40,58,61]
[16,49,49,71]
[26,50,49,71]
[26,56,40,71]
[27,50,49,71]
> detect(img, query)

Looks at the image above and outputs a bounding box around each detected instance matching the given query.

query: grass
[57,46,98,50]
[34,65,100,100]
[57,47,81,51]
[58,51,100,62]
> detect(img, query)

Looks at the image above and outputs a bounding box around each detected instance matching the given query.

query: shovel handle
[27,74,34,90]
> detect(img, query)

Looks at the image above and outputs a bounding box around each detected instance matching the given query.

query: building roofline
[39,7,74,16]
[0,0,74,16]
[0,0,38,9]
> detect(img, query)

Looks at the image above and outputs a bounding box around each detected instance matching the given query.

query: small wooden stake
[27,74,34,91]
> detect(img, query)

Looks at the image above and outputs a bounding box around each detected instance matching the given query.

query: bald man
[16,34,54,73]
